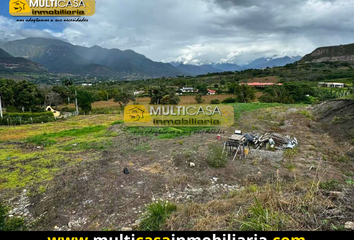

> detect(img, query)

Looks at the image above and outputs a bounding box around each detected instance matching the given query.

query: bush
[0,112,55,125]
[222,97,237,103]
[0,203,26,231]
[210,99,220,104]
[206,144,227,168]
[195,94,204,104]
[139,200,177,231]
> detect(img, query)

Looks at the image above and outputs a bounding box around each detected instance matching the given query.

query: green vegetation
[206,144,227,168]
[195,94,204,103]
[229,102,285,120]
[0,112,55,126]
[0,203,27,231]
[238,198,286,231]
[26,126,106,146]
[319,180,340,191]
[139,200,177,231]
[127,127,210,139]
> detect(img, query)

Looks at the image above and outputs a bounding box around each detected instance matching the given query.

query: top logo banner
[9,0,96,17]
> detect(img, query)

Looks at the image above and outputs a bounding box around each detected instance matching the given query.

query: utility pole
[75,90,79,116]
[0,94,3,119]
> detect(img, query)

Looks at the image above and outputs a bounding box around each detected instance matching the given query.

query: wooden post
[75,90,79,116]
[0,94,3,119]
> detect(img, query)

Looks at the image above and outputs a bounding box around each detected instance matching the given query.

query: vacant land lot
[0,102,353,231]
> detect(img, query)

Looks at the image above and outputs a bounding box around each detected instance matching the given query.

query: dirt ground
[3,101,354,231]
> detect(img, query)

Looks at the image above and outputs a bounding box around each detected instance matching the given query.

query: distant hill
[301,43,354,63]
[212,63,243,72]
[1,38,185,78]
[0,48,46,73]
[176,64,222,75]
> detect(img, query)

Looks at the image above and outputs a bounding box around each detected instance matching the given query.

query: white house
[180,87,194,93]
[134,90,145,96]
[318,82,345,88]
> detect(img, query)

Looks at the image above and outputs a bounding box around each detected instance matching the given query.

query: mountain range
[0,37,303,78]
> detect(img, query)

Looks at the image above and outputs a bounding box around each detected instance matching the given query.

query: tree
[62,79,73,87]
[149,86,180,105]
[77,90,94,113]
[195,94,204,104]
[114,91,135,107]
[234,84,255,103]
[196,84,208,95]
[14,81,44,111]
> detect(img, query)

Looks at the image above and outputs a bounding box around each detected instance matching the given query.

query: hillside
[0,48,46,73]
[301,43,354,63]
[1,38,185,78]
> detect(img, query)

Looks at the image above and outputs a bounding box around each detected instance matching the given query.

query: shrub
[195,94,204,104]
[139,200,177,231]
[222,97,237,103]
[206,144,227,168]
[0,203,26,231]
[0,112,55,125]
[210,99,220,104]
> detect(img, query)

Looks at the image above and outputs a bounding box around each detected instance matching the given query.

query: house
[134,90,145,96]
[240,82,283,88]
[207,89,216,95]
[180,87,194,93]
[318,82,345,88]
[46,106,60,118]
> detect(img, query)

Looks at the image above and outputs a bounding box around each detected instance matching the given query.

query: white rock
[189,162,195,167]
[121,227,133,231]
[345,222,354,230]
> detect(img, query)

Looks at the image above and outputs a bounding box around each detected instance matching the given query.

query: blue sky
[1,0,354,65]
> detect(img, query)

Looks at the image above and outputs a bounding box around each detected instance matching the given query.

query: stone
[121,227,133,231]
[345,222,354,230]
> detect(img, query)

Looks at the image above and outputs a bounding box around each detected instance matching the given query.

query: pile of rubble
[222,130,298,160]
[243,132,298,150]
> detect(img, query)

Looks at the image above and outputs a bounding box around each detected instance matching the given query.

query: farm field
[0,102,353,231]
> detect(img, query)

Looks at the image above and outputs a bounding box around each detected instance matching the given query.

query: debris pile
[244,132,298,150]
[222,130,298,160]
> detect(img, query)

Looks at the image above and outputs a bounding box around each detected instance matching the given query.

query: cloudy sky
[1,0,354,65]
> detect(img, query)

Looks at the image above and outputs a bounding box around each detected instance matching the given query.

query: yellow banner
[9,0,96,16]
[124,104,234,127]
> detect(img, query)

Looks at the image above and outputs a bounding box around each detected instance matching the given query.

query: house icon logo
[9,0,31,14]
[124,105,152,124]
[128,106,145,121]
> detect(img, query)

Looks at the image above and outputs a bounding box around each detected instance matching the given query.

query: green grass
[229,102,284,120]
[127,127,210,139]
[1,125,117,189]
[237,198,286,231]
[319,180,340,191]
[26,126,106,146]
[139,200,177,231]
